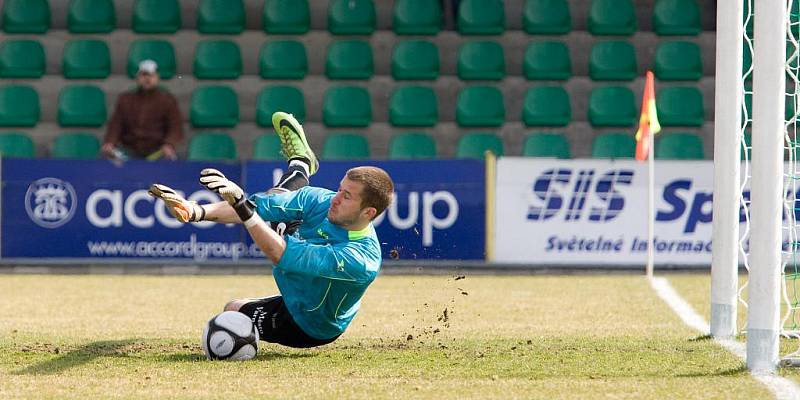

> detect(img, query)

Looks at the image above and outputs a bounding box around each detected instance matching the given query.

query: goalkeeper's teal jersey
[249,186,382,340]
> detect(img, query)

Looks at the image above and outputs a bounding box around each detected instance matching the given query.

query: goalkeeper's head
[327,166,394,229]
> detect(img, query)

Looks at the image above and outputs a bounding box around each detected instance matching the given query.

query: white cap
[137,59,158,75]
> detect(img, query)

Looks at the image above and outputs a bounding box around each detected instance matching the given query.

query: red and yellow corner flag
[635,71,661,161]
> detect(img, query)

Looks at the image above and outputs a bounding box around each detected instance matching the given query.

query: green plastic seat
[2,0,50,33]
[457,41,505,81]
[456,86,505,127]
[524,0,571,34]
[326,40,374,80]
[197,0,244,34]
[252,134,283,160]
[127,40,176,79]
[263,0,309,34]
[588,0,636,35]
[656,86,704,126]
[653,0,701,36]
[63,40,110,79]
[68,0,115,33]
[654,41,702,81]
[190,86,239,128]
[524,41,571,80]
[522,86,571,127]
[259,40,307,80]
[187,132,237,161]
[132,0,180,33]
[256,86,305,127]
[323,87,372,127]
[393,0,442,35]
[0,85,39,127]
[655,132,704,159]
[591,132,636,159]
[456,132,504,159]
[323,133,370,160]
[522,133,571,158]
[589,41,637,81]
[458,0,505,35]
[389,132,437,159]
[58,85,106,127]
[0,132,34,158]
[588,86,636,127]
[194,40,242,80]
[392,40,439,80]
[52,133,100,159]
[0,40,45,78]
[328,0,375,35]
[389,86,438,127]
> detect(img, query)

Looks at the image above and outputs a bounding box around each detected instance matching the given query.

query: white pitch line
[649,276,800,400]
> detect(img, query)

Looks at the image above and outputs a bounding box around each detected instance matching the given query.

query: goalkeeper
[149,112,394,348]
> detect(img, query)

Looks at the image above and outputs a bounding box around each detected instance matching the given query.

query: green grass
[0,274,772,399]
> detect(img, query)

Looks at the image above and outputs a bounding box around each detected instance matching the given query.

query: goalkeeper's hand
[148,184,205,223]
[199,168,256,222]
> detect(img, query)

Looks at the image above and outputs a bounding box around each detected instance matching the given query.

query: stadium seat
[194,40,242,80]
[653,41,703,81]
[132,0,180,33]
[523,0,571,34]
[655,132,704,159]
[0,40,45,78]
[392,40,439,80]
[456,132,504,159]
[260,41,308,80]
[197,0,245,34]
[252,134,283,160]
[389,86,438,127]
[187,132,237,161]
[328,0,376,35]
[322,133,370,160]
[457,41,505,81]
[652,0,701,36]
[0,132,34,158]
[2,0,50,33]
[588,0,636,35]
[0,85,39,127]
[456,86,505,127]
[524,41,571,80]
[457,0,505,35]
[128,40,176,79]
[522,86,571,127]
[68,0,115,33]
[63,40,110,79]
[522,133,571,158]
[256,86,306,127]
[58,85,106,127]
[52,133,99,159]
[393,0,442,35]
[389,132,437,159]
[657,86,704,126]
[190,86,239,128]
[263,0,310,34]
[588,86,636,126]
[326,40,374,80]
[323,86,372,127]
[589,41,637,81]
[591,132,636,159]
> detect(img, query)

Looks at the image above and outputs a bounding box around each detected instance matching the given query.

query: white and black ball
[201,311,259,361]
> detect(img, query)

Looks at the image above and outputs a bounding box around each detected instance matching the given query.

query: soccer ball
[201,311,259,361]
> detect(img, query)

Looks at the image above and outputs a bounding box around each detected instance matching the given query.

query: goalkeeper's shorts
[238,295,340,348]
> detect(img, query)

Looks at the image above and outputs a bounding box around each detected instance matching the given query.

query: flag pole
[646,130,655,279]
[635,70,660,278]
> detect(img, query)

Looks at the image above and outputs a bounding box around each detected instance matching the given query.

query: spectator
[102,60,183,161]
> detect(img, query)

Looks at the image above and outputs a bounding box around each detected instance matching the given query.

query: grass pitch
[0,273,776,399]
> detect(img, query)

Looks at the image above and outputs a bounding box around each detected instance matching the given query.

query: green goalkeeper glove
[148,184,205,223]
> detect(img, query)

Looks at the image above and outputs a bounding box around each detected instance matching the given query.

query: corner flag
[635,71,661,161]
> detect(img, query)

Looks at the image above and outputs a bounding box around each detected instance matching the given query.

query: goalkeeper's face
[328,177,374,228]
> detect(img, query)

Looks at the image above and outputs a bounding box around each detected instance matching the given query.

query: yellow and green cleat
[272,111,318,176]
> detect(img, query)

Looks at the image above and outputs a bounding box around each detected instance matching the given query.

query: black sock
[275,164,309,191]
